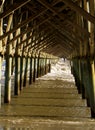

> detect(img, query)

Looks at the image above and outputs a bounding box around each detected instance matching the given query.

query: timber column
[45,56,47,74]
[20,53,24,91]
[88,0,95,117]
[37,53,40,78]
[29,54,33,85]
[4,0,13,103]
[23,54,28,87]
[4,46,12,103]
[48,59,51,73]
[33,54,36,82]
[14,52,20,95]
[0,2,3,105]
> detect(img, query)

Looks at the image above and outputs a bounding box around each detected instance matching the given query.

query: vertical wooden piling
[0,56,2,105]
[48,59,51,73]
[14,54,20,95]
[42,58,44,75]
[0,2,3,105]
[20,55,23,90]
[45,57,47,74]
[29,55,33,85]
[11,57,14,75]
[90,61,95,117]
[33,55,36,82]
[37,54,40,78]
[39,57,42,77]
[23,55,28,87]
[4,51,12,103]
[4,0,13,102]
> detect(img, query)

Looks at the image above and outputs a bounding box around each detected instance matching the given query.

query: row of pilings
[1,53,52,104]
[71,57,95,118]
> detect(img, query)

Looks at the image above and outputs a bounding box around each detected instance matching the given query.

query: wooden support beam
[3,14,13,45]
[0,2,3,106]
[29,36,55,52]
[18,27,53,49]
[82,0,89,57]
[88,0,95,57]
[48,59,51,73]
[28,32,55,51]
[23,54,29,87]
[35,40,54,52]
[33,55,36,82]
[37,54,40,78]
[61,0,95,24]
[4,0,13,103]
[52,18,84,42]
[36,37,56,51]
[43,43,69,57]
[54,35,73,52]
[41,42,56,54]
[0,0,89,44]
[0,0,60,41]
[39,58,42,76]
[0,0,4,105]
[20,54,24,91]
[0,0,31,19]
[45,57,48,74]
[91,61,95,117]
[0,8,47,40]
[48,21,78,47]
[37,0,90,37]
[4,48,12,103]
[29,55,33,84]
[14,54,20,95]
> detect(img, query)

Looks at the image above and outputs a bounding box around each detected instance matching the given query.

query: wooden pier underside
[0,0,95,117]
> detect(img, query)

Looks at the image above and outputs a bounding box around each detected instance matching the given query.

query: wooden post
[42,58,44,76]
[80,61,86,99]
[4,0,13,102]
[40,58,43,76]
[33,55,36,82]
[48,59,51,73]
[29,55,33,85]
[43,58,46,75]
[87,0,95,117]
[88,0,94,57]
[11,57,14,75]
[4,48,12,103]
[20,55,23,90]
[37,54,40,78]
[22,56,25,87]
[45,57,47,74]
[39,57,41,77]
[0,1,3,105]
[14,54,20,95]
[0,56,2,105]
[90,61,95,117]
[23,55,28,87]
